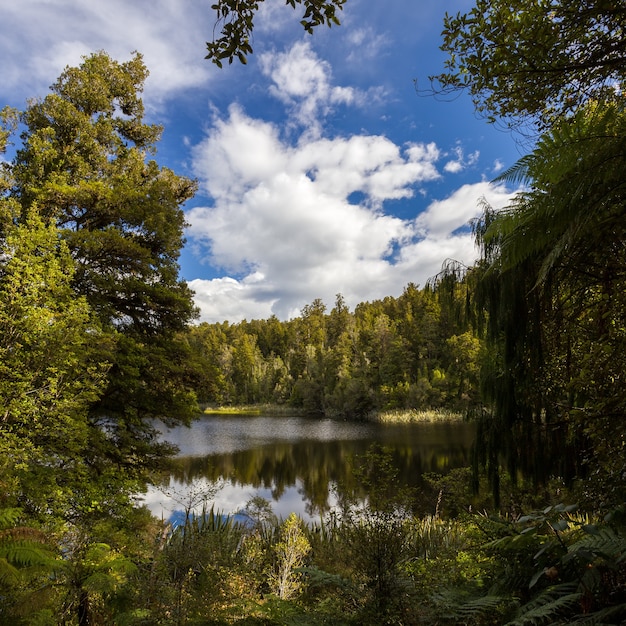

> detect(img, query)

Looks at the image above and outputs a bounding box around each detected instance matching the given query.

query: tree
[0,507,57,623]
[7,52,199,479]
[206,0,346,67]
[431,0,626,129]
[469,103,626,505]
[0,209,108,521]
[429,0,626,506]
[269,513,311,600]
[230,331,264,404]
[13,51,197,336]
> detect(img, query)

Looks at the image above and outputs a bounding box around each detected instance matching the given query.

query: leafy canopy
[13,51,198,336]
[206,0,346,67]
[0,53,201,526]
[431,0,626,129]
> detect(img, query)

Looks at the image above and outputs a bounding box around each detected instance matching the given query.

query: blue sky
[0,0,521,323]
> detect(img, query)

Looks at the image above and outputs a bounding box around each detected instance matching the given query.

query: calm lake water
[141,414,475,523]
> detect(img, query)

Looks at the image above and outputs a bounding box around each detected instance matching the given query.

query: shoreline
[202,404,464,423]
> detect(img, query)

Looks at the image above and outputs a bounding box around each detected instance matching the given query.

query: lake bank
[202,403,465,423]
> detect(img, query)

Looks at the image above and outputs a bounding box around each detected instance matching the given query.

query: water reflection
[143,414,475,522]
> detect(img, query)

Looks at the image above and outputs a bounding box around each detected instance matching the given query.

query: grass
[375,408,464,424]
[202,405,465,422]
[202,404,307,416]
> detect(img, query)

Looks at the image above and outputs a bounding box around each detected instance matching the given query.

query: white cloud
[493,159,505,174]
[345,27,389,63]
[414,182,511,239]
[187,179,514,324]
[188,276,276,324]
[443,145,480,174]
[0,0,211,106]
[186,103,515,323]
[259,41,384,135]
[183,41,518,323]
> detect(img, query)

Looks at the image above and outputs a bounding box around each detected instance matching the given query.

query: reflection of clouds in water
[142,416,475,524]
[154,416,378,457]
[141,477,337,524]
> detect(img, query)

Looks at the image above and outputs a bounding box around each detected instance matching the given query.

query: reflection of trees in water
[165,432,474,518]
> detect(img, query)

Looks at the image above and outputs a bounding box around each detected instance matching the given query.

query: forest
[1,1,626,624]
[187,281,480,419]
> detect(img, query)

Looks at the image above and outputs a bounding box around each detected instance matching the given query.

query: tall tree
[8,52,199,477]
[470,103,626,504]
[13,52,197,336]
[0,209,108,520]
[431,0,626,506]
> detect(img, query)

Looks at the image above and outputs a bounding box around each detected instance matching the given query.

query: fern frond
[0,556,21,585]
[566,526,626,563]
[0,543,52,567]
[493,154,534,186]
[432,589,515,623]
[506,582,581,625]
[300,565,358,595]
[569,602,626,624]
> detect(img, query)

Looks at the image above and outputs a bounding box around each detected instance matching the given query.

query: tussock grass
[202,404,306,416]
[201,405,463,422]
[376,408,464,424]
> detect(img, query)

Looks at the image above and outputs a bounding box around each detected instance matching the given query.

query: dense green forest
[1,1,626,624]
[187,282,480,418]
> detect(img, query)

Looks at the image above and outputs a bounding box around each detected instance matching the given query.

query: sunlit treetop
[429,0,626,130]
[206,0,346,67]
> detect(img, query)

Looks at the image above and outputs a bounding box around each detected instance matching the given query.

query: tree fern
[461,100,626,500]
[0,508,55,586]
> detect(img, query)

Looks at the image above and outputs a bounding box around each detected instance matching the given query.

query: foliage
[206,0,346,67]
[484,504,626,625]
[0,210,109,521]
[4,51,199,491]
[268,513,311,600]
[458,103,626,505]
[188,281,483,418]
[3,2,626,618]
[0,52,198,624]
[431,0,626,129]
[0,508,57,624]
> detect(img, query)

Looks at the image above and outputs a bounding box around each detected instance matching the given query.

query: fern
[0,508,22,528]
[430,589,516,624]
[299,565,358,595]
[569,602,626,625]
[565,526,626,565]
[0,508,55,586]
[505,582,581,625]
[0,556,20,586]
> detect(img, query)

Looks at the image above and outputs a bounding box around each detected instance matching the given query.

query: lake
[140,413,475,523]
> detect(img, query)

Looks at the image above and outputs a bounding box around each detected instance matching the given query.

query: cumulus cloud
[188,275,277,325]
[182,41,517,323]
[185,106,513,323]
[259,41,384,136]
[414,182,511,239]
[187,176,513,323]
